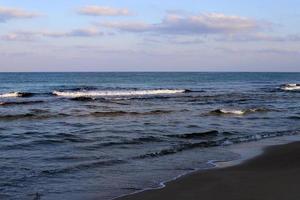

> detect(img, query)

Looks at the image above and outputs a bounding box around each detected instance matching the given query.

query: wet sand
[117,141,300,200]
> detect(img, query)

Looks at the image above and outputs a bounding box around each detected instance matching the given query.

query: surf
[281,83,300,91]
[52,89,187,97]
[0,92,34,98]
[210,108,270,115]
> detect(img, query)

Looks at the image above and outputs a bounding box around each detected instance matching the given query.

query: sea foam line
[0,92,23,98]
[0,92,33,98]
[211,108,269,115]
[281,84,300,91]
[53,89,186,97]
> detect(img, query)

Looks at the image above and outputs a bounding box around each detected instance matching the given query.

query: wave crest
[210,108,269,115]
[0,92,34,98]
[53,89,187,97]
[281,83,300,91]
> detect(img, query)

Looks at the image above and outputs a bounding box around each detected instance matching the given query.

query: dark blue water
[0,72,300,200]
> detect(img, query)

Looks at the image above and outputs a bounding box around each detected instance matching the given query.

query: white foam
[53,89,186,97]
[219,109,246,115]
[0,92,22,98]
[217,108,266,115]
[281,84,300,91]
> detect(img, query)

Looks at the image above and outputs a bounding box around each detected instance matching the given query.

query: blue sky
[0,0,299,71]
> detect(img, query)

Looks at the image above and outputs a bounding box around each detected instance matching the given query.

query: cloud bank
[102,13,261,35]
[2,28,103,41]
[0,6,39,23]
[78,5,131,16]
[43,28,104,37]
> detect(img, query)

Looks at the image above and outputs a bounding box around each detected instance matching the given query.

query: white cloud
[101,13,261,35]
[102,22,151,32]
[42,28,104,37]
[0,6,39,23]
[1,32,35,41]
[100,12,300,43]
[1,28,104,41]
[159,13,260,34]
[78,5,131,16]
[217,33,300,42]
[218,47,300,55]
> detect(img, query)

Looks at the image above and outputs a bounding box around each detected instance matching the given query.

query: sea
[0,72,299,200]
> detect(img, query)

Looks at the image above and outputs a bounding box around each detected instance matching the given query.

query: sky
[0,0,300,72]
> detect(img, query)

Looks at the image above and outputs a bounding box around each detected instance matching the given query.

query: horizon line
[0,71,299,73]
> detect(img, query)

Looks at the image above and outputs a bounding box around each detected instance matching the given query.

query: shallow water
[0,72,299,200]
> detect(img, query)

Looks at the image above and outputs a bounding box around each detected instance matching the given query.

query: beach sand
[117,141,300,200]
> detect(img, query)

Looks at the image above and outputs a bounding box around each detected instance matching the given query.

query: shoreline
[114,135,300,200]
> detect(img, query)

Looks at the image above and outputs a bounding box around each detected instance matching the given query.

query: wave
[53,89,187,97]
[70,97,96,101]
[82,136,163,150]
[135,130,299,159]
[0,113,37,120]
[0,92,34,98]
[112,96,173,101]
[88,110,172,117]
[0,113,70,121]
[281,83,300,91]
[210,108,270,115]
[165,130,221,139]
[147,110,173,114]
[46,132,93,143]
[134,141,219,159]
[1,133,93,150]
[41,159,126,175]
[289,116,300,120]
[0,100,44,106]
[0,110,172,121]
[0,139,65,151]
[59,86,98,91]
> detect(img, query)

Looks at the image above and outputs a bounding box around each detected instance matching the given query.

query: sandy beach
[117,141,300,200]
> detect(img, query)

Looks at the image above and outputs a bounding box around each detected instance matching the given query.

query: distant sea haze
[0,72,299,200]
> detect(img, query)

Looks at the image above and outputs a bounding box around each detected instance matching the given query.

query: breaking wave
[281,83,300,91]
[0,92,34,98]
[53,89,187,97]
[210,108,270,115]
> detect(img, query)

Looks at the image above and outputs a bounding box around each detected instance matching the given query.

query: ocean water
[0,72,299,200]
